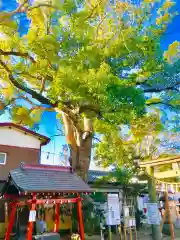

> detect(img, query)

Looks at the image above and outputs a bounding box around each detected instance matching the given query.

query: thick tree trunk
[69,136,92,181]
[62,111,93,181]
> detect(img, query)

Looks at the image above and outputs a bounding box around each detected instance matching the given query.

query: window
[0,152,7,165]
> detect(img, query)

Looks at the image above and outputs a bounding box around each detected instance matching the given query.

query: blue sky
[1,0,180,166]
[0,110,67,165]
[0,0,67,165]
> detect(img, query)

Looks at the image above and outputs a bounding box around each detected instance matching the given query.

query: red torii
[1,163,92,240]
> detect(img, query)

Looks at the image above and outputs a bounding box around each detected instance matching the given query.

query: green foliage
[95,167,146,202]
[94,130,133,167]
[94,113,163,167]
[104,167,135,185]
[146,98,161,105]
[11,106,34,127]
[0,0,176,117]
[0,0,179,171]
[164,41,180,64]
[10,106,43,127]
[130,113,163,139]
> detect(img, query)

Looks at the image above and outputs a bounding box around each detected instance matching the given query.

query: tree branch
[17,71,53,82]
[86,0,104,19]
[0,1,58,22]
[27,3,59,11]
[15,95,38,106]
[0,61,82,135]
[0,59,54,106]
[143,82,180,93]
[40,78,46,94]
[55,107,81,133]
[0,60,77,125]
[50,133,65,138]
[79,104,101,114]
[93,136,102,143]
[0,0,28,19]
[2,95,36,109]
[146,101,179,110]
[0,49,36,63]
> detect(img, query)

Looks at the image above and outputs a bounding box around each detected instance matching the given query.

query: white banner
[106,194,121,226]
[29,210,36,222]
[147,203,161,225]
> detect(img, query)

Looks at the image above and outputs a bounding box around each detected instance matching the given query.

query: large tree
[94,113,163,167]
[0,0,179,179]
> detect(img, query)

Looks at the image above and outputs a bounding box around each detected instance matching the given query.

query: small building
[0,122,50,187]
[1,163,92,240]
[0,122,50,237]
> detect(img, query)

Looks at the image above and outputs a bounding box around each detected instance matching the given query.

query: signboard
[29,210,36,222]
[147,203,161,225]
[124,217,136,227]
[44,204,54,208]
[106,194,121,225]
[124,206,129,217]
[168,193,180,201]
[128,218,136,227]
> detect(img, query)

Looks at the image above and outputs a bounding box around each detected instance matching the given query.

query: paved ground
[85,234,174,240]
[16,234,180,240]
[85,226,179,239]
[14,226,180,239]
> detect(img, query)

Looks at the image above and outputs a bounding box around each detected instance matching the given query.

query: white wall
[0,127,41,149]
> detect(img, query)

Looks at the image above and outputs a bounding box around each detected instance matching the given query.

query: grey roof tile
[9,164,92,193]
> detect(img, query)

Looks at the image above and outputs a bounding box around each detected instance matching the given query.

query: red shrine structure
[1,162,92,240]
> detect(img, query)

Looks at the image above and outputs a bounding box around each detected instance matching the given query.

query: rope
[143,170,180,192]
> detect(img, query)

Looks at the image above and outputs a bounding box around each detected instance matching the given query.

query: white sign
[106,194,121,226]
[127,218,136,227]
[147,203,161,225]
[124,206,129,217]
[169,193,180,201]
[29,210,36,222]
[44,204,54,208]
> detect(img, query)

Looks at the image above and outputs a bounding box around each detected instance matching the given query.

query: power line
[41,151,68,156]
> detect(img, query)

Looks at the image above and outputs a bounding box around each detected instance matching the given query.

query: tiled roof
[88,170,109,183]
[6,163,92,193]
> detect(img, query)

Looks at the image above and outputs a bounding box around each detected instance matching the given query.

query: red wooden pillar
[27,193,36,240]
[54,203,60,232]
[77,198,85,240]
[5,202,17,240]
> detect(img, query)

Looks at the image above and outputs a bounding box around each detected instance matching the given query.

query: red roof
[0,122,50,146]
[21,163,72,172]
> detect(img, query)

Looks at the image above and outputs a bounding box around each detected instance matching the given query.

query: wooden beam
[140,156,180,167]
[4,202,8,228]
[77,198,85,240]
[165,192,175,240]
[53,203,60,233]
[172,163,179,170]
[9,198,80,207]
[26,193,36,240]
[154,170,180,179]
[3,194,25,200]
[160,209,167,232]
[5,203,17,240]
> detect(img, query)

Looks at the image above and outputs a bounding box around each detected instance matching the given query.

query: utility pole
[63,144,68,166]
[147,166,162,240]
